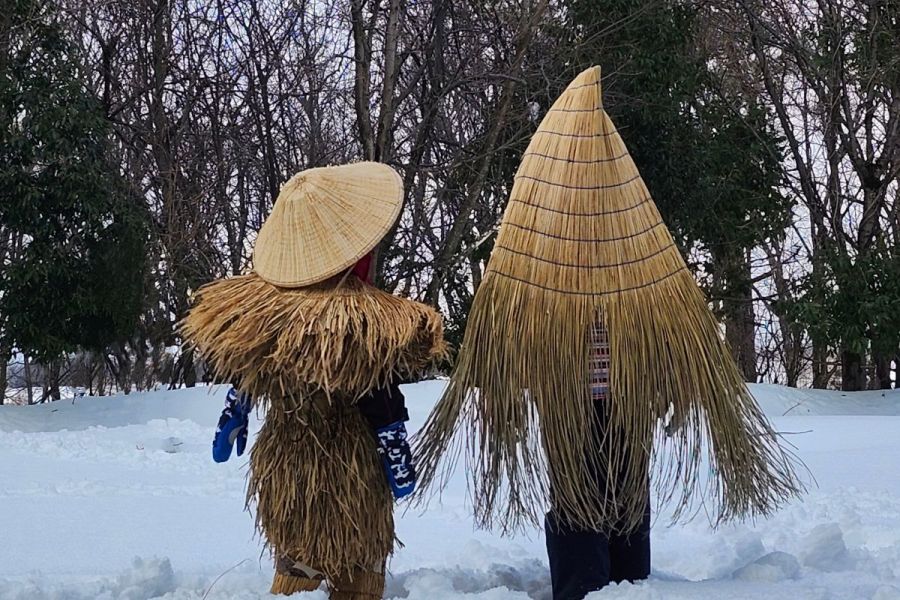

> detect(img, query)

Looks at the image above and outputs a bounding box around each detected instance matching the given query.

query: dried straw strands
[180,270,447,597]
[414,66,804,535]
[248,394,393,595]
[179,272,447,408]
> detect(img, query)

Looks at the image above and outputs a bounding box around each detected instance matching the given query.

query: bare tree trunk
[874,354,893,390]
[350,0,377,160]
[106,346,133,395]
[183,348,197,388]
[373,0,402,163]
[725,299,757,382]
[87,352,99,396]
[763,240,805,386]
[97,362,107,396]
[0,224,11,403]
[169,348,197,389]
[376,0,449,286]
[24,354,33,405]
[895,355,900,390]
[425,0,550,305]
[42,360,62,402]
[717,248,757,382]
[0,344,8,406]
[841,350,867,392]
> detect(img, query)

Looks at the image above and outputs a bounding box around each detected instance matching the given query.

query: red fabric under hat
[352,253,374,284]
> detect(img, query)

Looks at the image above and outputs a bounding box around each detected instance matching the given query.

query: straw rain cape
[180,272,447,595]
[180,162,447,597]
[180,273,447,410]
[414,66,804,535]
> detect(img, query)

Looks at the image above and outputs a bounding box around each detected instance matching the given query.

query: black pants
[544,402,651,600]
[545,499,650,599]
[357,383,408,431]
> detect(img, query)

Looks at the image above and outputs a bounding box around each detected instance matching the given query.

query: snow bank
[2,381,900,599]
[751,383,900,417]
[0,385,228,433]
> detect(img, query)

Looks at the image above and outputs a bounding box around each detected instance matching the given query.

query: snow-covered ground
[1,381,899,600]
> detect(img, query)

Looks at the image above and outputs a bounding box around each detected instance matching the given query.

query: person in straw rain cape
[180,162,447,599]
[412,66,805,599]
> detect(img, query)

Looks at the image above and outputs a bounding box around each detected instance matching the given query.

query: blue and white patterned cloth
[374,421,416,499]
[212,387,250,463]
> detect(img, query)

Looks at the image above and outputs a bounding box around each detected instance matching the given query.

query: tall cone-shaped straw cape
[414,66,803,534]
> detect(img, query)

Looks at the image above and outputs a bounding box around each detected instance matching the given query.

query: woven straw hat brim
[253,162,403,288]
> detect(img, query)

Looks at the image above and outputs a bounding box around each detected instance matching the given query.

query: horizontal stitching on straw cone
[522,151,630,164]
[489,265,688,296]
[564,81,603,90]
[507,195,651,216]
[535,129,619,139]
[503,220,666,243]
[513,173,641,190]
[547,106,602,113]
[494,240,677,268]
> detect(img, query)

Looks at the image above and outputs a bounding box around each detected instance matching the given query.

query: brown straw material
[253,162,403,288]
[181,162,445,598]
[270,573,321,595]
[179,273,447,408]
[413,66,804,535]
[249,394,393,587]
[329,568,387,600]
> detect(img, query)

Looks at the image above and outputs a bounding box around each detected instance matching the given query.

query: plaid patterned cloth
[588,320,611,401]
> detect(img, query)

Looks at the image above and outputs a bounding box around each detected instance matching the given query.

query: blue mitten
[374,421,416,499]
[212,387,250,463]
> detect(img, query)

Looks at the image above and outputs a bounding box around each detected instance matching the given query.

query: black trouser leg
[545,501,650,599]
[608,498,651,584]
[545,512,610,600]
[545,400,651,599]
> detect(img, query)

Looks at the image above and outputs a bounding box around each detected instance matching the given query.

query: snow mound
[800,523,854,572]
[732,551,801,582]
[387,561,550,599]
[751,383,900,416]
[0,557,175,600]
[115,557,176,600]
[2,381,900,599]
[872,585,900,600]
[0,385,228,433]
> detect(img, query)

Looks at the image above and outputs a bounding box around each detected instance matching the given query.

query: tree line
[1,0,898,402]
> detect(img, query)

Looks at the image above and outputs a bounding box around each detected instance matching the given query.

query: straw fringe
[179,273,447,409]
[181,273,446,590]
[270,573,321,595]
[412,65,803,535]
[248,394,394,582]
[329,569,386,600]
[415,270,804,534]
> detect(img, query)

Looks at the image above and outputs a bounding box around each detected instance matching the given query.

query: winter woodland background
[1,0,899,403]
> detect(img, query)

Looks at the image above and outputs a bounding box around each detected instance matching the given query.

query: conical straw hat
[414,66,803,535]
[491,66,684,294]
[253,162,403,287]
